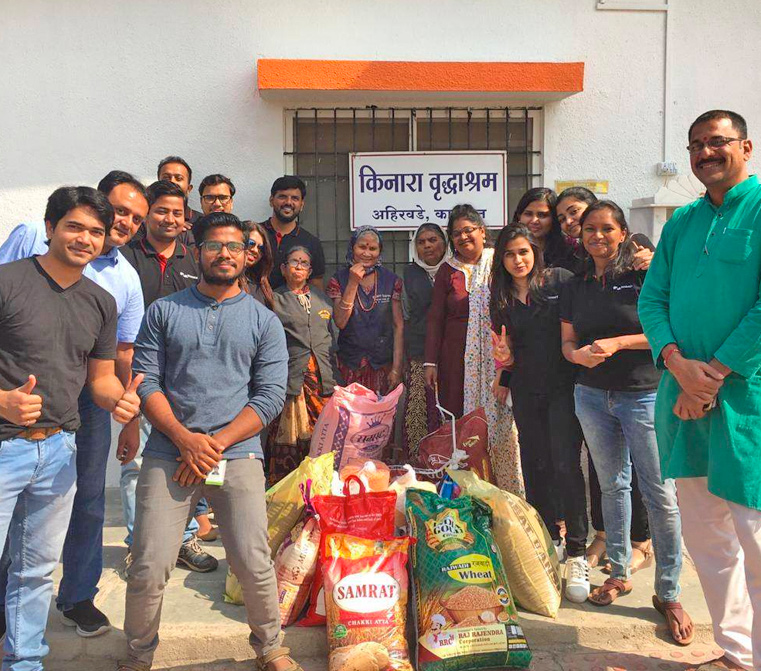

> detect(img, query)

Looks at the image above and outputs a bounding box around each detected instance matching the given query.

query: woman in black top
[241,220,275,309]
[401,223,449,459]
[489,225,589,603]
[559,201,693,644]
[556,187,655,571]
[511,187,579,272]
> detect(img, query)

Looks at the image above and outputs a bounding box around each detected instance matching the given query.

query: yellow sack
[223,566,245,605]
[267,452,335,559]
[447,469,561,618]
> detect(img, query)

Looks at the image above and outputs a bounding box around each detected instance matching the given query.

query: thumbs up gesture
[0,375,43,426]
[112,374,143,425]
[491,325,513,366]
[632,240,654,271]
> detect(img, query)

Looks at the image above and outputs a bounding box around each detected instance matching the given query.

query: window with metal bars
[284,107,542,279]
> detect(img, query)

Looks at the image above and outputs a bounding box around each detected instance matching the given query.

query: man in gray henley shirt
[121,213,300,671]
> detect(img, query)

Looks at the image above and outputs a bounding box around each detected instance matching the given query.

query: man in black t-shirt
[262,175,326,290]
[0,186,141,670]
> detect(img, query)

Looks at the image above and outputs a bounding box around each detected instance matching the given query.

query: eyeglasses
[201,194,232,204]
[687,136,746,154]
[286,259,311,269]
[452,225,481,239]
[198,240,246,255]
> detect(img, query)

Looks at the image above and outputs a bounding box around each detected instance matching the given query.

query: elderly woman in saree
[423,204,523,496]
[326,225,404,395]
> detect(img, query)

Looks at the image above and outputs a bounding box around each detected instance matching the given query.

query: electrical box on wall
[656,161,679,176]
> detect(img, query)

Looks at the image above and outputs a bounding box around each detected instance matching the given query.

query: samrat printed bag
[406,490,531,671]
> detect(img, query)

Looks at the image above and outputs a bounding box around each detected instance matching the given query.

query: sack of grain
[447,469,561,618]
[406,489,531,671]
[275,514,321,626]
[324,533,413,671]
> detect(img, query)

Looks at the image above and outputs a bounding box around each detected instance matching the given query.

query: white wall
[2,0,760,243]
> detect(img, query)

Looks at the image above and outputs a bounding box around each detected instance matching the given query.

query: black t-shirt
[559,269,660,391]
[120,237,199,308]
[493,267,575,394]
[0,258,117,441]
[262,219,326,289]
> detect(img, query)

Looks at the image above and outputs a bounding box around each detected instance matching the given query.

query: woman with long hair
[512,187,578,271]
[266,246,338,485]
[241,220,274,309]
[559,201,693,645]
[402,222,449,459]
[327,225,404,395]
[490,225,589,602]
[424,204,523,495]
[556,187,655,572]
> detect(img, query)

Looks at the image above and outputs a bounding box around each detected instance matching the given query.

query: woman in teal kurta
[639,174,761,511]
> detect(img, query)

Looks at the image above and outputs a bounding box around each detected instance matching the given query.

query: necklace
[355,271,379,312]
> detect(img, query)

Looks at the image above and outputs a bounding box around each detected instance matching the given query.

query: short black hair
[45,186,114,234]
[97,170,148,204]
[199,174,236,197]
[192,212,250,245]
[270,175,306,198]
[157,156,193,183]
[688,110,748,141]
[146,180,187,208]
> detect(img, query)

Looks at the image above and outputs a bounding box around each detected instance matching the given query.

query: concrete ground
[45,491,719,671]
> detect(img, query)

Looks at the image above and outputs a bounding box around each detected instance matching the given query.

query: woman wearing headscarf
[424,205,523,496]
[240,220,275,309]
[327,226,404,394]
[266,246,338,486]
[401,223,449,458]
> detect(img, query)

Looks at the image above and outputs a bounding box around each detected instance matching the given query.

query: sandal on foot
[631,541,654,574]
[256,646,303,671]
[588,577,632,606]
[586,533,607,568]
[653,595,695,646]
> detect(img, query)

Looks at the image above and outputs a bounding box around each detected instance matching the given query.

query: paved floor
[46,491,717,671]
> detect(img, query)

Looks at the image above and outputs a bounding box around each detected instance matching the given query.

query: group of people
[0,108,758,671]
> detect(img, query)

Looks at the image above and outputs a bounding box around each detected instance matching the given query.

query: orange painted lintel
[257,59,584,93]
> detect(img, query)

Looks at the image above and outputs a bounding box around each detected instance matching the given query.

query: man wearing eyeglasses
[640,110,761,671]
[121,212,296,671]
[198,174,235,215]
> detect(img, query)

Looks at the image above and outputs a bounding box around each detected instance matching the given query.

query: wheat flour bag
[309,382,404,469]
[447,469,561,618]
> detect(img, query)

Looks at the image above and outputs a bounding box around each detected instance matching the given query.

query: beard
[275,207,299,224]
[201,265,244,286]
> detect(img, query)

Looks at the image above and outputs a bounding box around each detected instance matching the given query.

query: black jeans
[588,452,651,543]
[511,383,588,557]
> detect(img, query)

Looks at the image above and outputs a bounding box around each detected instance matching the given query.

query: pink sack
[309,382,404,470]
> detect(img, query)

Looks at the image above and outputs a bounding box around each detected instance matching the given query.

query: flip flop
[588,577,632,606]
[653,595,695,646]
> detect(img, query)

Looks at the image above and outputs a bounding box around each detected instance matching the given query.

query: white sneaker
[553,539,567,563]
[565,555,591,603]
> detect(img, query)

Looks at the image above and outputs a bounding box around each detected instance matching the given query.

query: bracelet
[663,346,680,369]
[422,362,437,368]
[339,299,354,309]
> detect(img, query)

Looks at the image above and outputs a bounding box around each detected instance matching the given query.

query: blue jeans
[119,417,199,547]
[574,384,682,602]
[0,431,78,671]
[0,391,111,612]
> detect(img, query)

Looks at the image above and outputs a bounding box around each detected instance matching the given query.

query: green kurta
[639,175,761,510]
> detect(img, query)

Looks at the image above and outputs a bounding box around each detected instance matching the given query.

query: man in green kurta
[639,110,760,671]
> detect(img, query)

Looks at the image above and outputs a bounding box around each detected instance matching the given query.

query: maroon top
[424,264,469,417]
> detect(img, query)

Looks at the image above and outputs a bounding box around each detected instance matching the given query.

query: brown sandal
[586,532,607,568]
[256,646,303,671]
[653,595,695,646]
[588,577,632,606]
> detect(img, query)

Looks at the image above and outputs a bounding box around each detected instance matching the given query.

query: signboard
[349,151,507,231]
[554,180,609,195]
